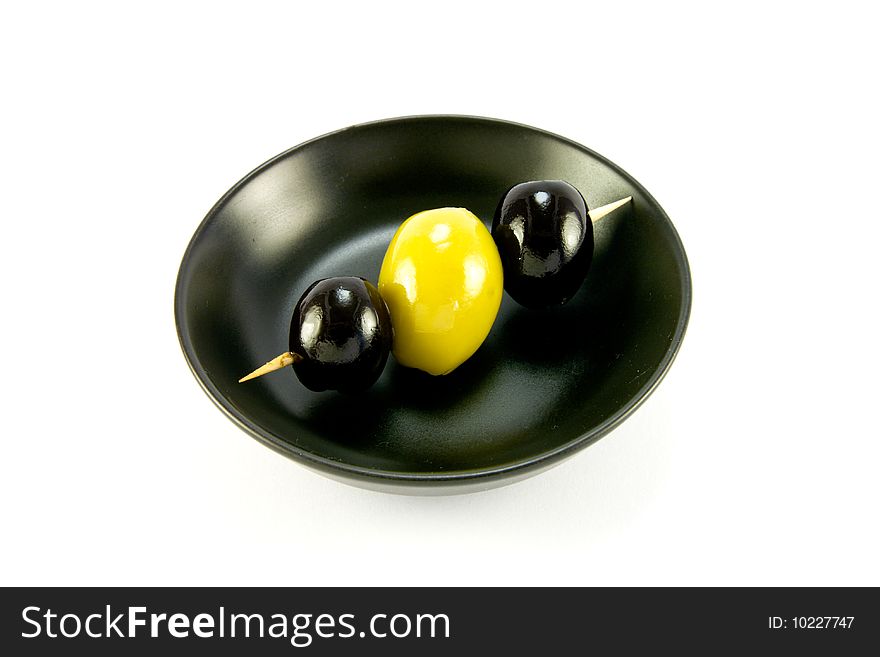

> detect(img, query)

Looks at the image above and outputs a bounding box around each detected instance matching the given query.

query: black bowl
[175,116,691,494]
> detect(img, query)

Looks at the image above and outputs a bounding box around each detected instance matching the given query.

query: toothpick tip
[238,352,298,383]
[589,196,633,223]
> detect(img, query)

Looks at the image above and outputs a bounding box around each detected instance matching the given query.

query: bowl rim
[174,114,692,486]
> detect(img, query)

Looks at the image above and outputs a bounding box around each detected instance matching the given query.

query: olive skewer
[239,193,631,385]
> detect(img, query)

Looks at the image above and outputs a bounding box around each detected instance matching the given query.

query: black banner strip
[1,587,875,655]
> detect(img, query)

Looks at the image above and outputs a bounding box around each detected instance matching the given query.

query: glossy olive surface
[175,116,692,494]
[289,277,392,393]
[492,180,594,308]
[378,207,503,376]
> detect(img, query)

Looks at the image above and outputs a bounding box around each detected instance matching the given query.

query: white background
[2,1,878,586]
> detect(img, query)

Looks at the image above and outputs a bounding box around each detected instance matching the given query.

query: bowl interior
[176,117,690,480]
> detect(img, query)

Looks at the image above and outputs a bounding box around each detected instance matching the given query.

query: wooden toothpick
[589,196,632,223]
[238,351,301,383]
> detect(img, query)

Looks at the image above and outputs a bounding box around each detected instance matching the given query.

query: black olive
[492,180,594,308]
[289,277,393,393]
